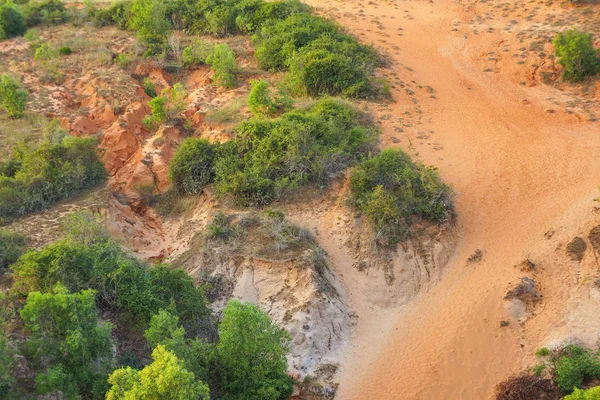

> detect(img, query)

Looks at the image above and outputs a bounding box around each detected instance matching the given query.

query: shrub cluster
[253,13,380,97]
[169,98,377,205]
[0,2,26,40]
[23,0,68,27]
[350,149,453,246]
[247,79,293,116]
[205,43,238,88]
[2,212,292,399]
[0,74,27,118]
[0,134,106,221]
[553,29,600,82]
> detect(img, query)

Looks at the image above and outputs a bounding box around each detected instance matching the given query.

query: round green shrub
[553,29,600,82]
[0,2,27,39]
[0,73,27,119]
[170,138,219,195]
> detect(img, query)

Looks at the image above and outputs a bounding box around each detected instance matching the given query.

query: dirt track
[305,0,600,398]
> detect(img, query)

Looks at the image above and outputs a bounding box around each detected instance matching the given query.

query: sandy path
[305,0,600,398]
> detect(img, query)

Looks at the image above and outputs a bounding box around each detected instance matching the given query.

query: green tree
[206,44,238,89]
[169,138,218,194]
[106,345,210,400]
[0,2,26,39]
[553,29,600,82]
[129,0,170,56]
[20,285,114,398]
[0,74,27,118]
[218,300,293,400]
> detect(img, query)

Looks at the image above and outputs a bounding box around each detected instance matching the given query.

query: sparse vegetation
[182,38,213,68]
[143,77,157,97]
[0,74,27,118]
[23,0,68,27]
[143,83,187,128]
[350,149,453,246]
[248,79,276,116]
[553,29,600,82]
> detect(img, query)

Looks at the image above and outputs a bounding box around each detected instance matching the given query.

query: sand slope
[304,0,600,398]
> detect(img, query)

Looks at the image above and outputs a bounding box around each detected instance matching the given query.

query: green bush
[0,74,27,118]
[0,135,105,220]
[218,300,293,400]
[181,38,213,68]
[143,77,157,97]
[206,43,238,88]
[248,79,275,116]
[553,345,600,394]
[350,149,453,246]
[0,229,27,271]
[58,45,71,55]
[11,212,212,335]
[143,83,187,128]
[106,345,210,400]
[212,98,376,205]
[23,0,68,27]
[553,29,600,82]
[565,387,600,400]
[92,0,131,29]
[130,0,170,57]
[0,2,26,39]
[20,285,114,399]
[169,138,218,194]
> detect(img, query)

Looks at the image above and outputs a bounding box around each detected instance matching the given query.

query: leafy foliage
[206,43,238,88]
[0,135,105,220]
[248,79,276,116]
[92,0,131,29]
[129,0,171,56]
[20,285,114,399]
[553,345,600,394]
[0,229,27,271]
[143,77,157,98]
[553,29,600,82]
[10,212,213,336]
[253,13,379,97]
[143,83,187,128]
[0,74,27,118]
[182,38,214,68]
[350,149,453,246]
[565,387,600,400]
[23,0,68,27]
[106,345,210,400]
[0,2,26,39]
[169,138,218,194]
[218,300,293,400]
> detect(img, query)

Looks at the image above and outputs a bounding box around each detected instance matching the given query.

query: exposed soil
[299,0,600,398]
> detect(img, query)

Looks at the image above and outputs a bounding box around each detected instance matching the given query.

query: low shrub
[0,135,106,220]
[23,0,68,27]
[92,0,131,29]
[58,45,71,55]
[553,345,600,394]
[143,83,187,128]
[169,138,219,195]
[182,38,213,68]
[248,79,276,116]
[350,149,453,246]
[0,74,27,118]
[143,77,157,97]
[553,29,600,82]
[206,43,238,88]
[0,229,27,271]
[214,98,377,205]
[0,2,26,39]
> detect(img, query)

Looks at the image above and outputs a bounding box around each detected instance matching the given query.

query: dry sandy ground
[302,0,600,398]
